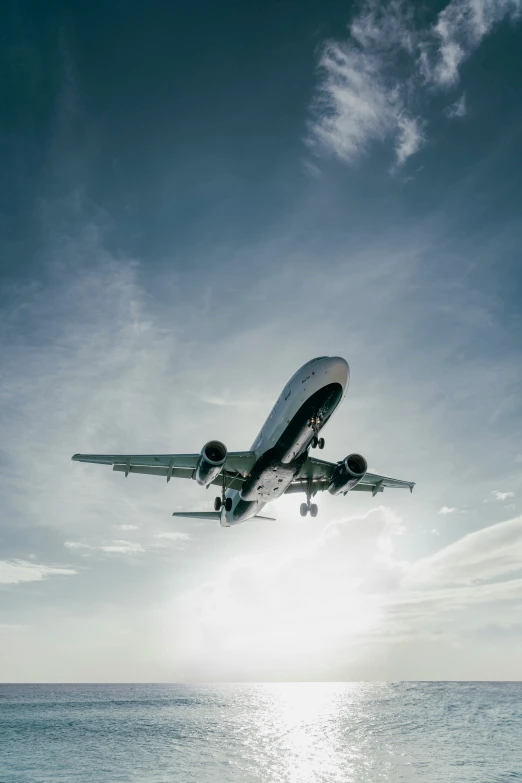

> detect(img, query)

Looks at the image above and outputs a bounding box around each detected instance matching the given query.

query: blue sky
[1,0,522,681]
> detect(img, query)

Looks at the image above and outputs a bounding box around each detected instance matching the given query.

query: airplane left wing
[286,456,415,497]
[71,451,256,488]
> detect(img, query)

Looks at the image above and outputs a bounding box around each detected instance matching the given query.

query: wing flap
[113,464,193,480]
[359,472,415,493]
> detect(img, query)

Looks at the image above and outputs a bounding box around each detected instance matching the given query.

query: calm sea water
[0,682,521,782]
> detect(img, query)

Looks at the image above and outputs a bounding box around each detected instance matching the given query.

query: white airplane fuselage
[221,356,349,526]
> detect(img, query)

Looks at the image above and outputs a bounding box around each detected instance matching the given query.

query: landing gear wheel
[310,503,318,518]
[311,436,318,449]
[225,497,233,512]
[318,438,325,450]
[300,503,308,517]
[214,497,222,511]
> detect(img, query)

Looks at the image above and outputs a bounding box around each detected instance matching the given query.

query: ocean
[0,682,520,782]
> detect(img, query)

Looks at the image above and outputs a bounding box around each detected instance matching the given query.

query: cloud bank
[167,508,522,680]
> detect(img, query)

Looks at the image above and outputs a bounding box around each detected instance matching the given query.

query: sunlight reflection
[249,683,365,783]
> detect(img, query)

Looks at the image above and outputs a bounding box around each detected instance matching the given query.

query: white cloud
[64,542,90,550]
[168,507,405,677]
[152,531,190,550]
[410,515,522,587]
[309,44,400,164]
[493,490,515,501]
[431,528,440,535]
[166,508,522,679]
[64,540,145,555]
[350,0,418,52]
[100,541,145,554]
[394,115,425,166]
[115,524,139,531]
[428,0,522,86]
[439,505,457,514]
[309,0,521,167]
[0,560,76,585]
[445,93,467,118]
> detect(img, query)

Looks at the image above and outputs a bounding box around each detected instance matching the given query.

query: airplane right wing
[286,456,415,497]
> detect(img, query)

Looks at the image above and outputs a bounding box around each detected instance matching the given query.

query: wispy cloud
[65,540,145,554]
[394,115,425,166]
[439,505,458,514]
[153,532,190,542]
[445,93,467,118]
[115,524,139,531]
[152,531,190,549]
[308,0,521,167]
[308,42,401,164]
[493,490,515,501]
[426,0,522,86]
[0,560,76,585]
[410,515,522,587]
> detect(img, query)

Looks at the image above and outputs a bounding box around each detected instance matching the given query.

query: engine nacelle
[194,440,227,486]
[328,453,367,495]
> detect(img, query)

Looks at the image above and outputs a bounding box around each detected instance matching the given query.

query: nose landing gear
[309,416,325,449]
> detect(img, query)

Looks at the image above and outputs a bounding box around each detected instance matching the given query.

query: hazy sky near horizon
[1,0,522,681]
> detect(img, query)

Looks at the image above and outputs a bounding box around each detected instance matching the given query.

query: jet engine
[328,453,367,495]
[194,440,227,486]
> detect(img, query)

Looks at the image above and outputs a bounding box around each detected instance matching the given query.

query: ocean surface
[0,682,521,782]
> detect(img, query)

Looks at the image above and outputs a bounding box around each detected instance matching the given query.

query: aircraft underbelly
[225,356,349,524]
[240,460,297,502]
[240,383,342,502]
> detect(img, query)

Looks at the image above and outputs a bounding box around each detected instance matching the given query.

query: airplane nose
[327,356,350,391]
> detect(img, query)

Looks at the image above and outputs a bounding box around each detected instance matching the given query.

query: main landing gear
[300,478,318,517]
[309,415,325,449]
[214,495,232,512]
[215,472,233,512]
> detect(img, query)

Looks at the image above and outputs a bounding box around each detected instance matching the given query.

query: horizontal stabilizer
[171,511,276,522]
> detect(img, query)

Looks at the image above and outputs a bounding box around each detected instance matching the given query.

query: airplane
[72,356,414,527]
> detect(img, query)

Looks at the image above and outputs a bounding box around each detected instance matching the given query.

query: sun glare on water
[244,683,366,783]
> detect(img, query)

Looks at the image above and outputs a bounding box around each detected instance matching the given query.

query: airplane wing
[286,456,415,497]
[71,451,256,490]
